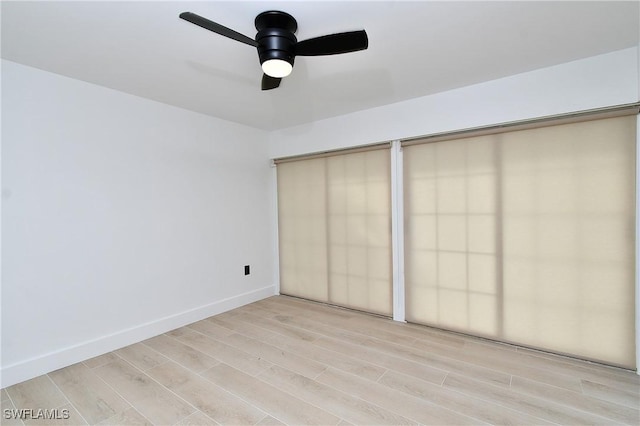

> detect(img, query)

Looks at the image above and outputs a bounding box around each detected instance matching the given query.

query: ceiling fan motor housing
[256,28,297,67]
[255,11,298,68]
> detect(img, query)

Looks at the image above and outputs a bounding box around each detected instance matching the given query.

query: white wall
[269,47,639,158]
[1,60,275,387]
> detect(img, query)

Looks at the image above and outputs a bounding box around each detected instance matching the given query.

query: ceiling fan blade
[180,12,258,47]
[262,74,282,90]
[295,30,368,56]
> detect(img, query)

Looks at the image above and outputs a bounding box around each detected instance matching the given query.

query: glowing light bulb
[261,59,293,78]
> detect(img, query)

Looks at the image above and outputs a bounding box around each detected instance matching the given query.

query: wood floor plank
[260,297,358,321]
[316,367,484,425]
[225,311,388,382]
[510,375,640,425]
[48,362,131,424]
[214,311,320,343]
[268,308,511,387]
[23,403,87,426]
[222,333,327,379]
[187,319,235,340]
[83,353,120,369]
[449,338,632,394]
[258,364,416,425]
[516,346,639,381]
[147,361,266,425]
[201,363,341,425]
[93,359,194,425]
[378,369,554,425]
[314,335,448,386]
[174,410,219,425]
[353,333,512,387]
[363,317,468,349]
[256,415,286,425]
[142,334,219,373]
[115,343,168,372]
[165,327,196,339]
[96,407,152,425]
[239,301,287,319]
[269,312,374,344]
[267,313,451,384]
[463,339,518,356]
[166,327,203,340]
[173,328,272,377]
[6,375,68,412]
[411,337,583,392]
[0,398,25,426]
[262,297,418,346]
[515,347,640,393]
[581,378,640,409]
[443,373,611,425]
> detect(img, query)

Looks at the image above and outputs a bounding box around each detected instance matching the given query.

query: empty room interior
[2,1,640,425]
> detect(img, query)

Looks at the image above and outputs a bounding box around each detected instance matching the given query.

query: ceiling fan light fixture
[179,10,369,90]
[261,58,293,78]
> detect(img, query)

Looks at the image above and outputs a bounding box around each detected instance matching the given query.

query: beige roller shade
[277,158,329,302]
[277,147,392,316]
[404,115,636,368]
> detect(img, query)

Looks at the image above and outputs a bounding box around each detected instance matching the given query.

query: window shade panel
[327,150,392,315]
[404,115,636,368]
[404,135,500,337]
[277,158,329,302]
[500,117,636,367]
[277,148,392,316]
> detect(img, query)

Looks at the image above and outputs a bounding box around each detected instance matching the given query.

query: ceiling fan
[179,10,369,90]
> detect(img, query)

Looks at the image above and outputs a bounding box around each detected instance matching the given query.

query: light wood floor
[2,295,639,425]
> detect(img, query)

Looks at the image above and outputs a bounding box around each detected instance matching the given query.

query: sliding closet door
[404,115,636,368]
[277,148,392,316]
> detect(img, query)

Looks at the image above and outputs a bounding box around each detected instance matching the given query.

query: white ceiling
[2,1,639,130]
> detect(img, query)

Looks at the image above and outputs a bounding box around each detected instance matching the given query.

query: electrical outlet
[244,265,250,275]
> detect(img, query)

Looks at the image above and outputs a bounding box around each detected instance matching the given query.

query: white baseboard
[0,285,277,388]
